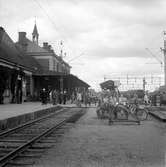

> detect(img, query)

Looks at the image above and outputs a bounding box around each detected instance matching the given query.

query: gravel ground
[34,108,166,167]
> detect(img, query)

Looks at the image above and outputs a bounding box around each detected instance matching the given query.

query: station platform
[0,102,55,120]
[0,102,76,131]
[147,106,166,122]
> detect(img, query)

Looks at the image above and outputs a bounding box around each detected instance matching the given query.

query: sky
[1,0,166,91]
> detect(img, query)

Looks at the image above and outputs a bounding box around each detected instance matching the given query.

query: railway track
[0,107,85,167]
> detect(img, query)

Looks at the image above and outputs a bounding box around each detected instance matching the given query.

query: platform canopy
[34,71,90,89]
[63,74,90,89]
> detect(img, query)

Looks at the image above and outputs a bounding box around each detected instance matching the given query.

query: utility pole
[59,40,64,100]
[163,31,166,86]
[143,77,146,92]
[161,31,166,86]
[60,40,63,57]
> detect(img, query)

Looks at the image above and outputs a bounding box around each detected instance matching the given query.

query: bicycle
[126,103,148,121]
[96,102,110,119]
[108,102,148,124]
[108,103,129,125]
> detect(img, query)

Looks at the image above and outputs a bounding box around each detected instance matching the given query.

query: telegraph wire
[32,0,76,59]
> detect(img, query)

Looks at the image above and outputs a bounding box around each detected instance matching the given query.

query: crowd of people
[40,88,69,105]
[39,88,98,107]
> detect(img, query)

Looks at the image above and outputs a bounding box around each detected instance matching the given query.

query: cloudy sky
[1,0,166,90]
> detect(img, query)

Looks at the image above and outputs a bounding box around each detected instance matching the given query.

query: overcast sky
[1,0,166,90]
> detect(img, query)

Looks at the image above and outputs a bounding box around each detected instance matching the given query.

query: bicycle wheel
[116,105,129,120]
[96,107,103,119]
[136,108,148,121]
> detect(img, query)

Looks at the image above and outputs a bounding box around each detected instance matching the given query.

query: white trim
[23,70,32,75]
[0,62,14,69]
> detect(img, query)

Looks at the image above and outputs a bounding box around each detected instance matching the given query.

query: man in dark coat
[40,88,48,104]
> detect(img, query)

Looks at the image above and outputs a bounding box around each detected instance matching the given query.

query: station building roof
[0,27,42,73]
[0,27,90,88]
[0,27,25,67]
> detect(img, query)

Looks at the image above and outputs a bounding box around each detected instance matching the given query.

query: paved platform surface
[0,102,76,120]
[0,102,79,130]
[147,106,166,122]
[0,102,55,120]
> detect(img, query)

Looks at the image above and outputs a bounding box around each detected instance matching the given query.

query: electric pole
[163,31,166,86]
[143,77,146,92]
[60,40,63,57]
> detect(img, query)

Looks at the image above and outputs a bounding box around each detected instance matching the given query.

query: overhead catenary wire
[33,0,60,36]
[32,0,76,59]
[145,48,163,67]
[104,74,164,91]
[67,52,84,63]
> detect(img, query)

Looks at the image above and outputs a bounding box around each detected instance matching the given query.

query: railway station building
[0,25,89,104]
[0,27,38,104]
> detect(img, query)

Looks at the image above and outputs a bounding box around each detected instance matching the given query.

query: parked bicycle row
[96,80,149,125]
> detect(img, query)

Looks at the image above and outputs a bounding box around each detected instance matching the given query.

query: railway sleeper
[0,153,10,157]
[10,156,36,162]
[9,133,36,137]
[37,140,57,144]
[41,136,59,140]
[48,134,64,138]
[0,136,34,141]
[0,148,14,153]
[17,130,46,134]
[17,154,41,158]
[0,139,27,143]
[23,149,45,154]
[6,160,34,166]
[0,145,18,149]
[30,145,53,149]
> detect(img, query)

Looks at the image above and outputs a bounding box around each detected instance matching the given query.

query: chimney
[18,32,27,52]
[18,32,26,43]
[43,42,48,49]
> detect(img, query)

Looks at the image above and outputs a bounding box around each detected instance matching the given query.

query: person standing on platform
[76,91,82,107]
[40,88,48,105]
[52,89,57,105]
[71,92,76,104]
[59,91,63,104]
[63,90,67,104]
[49,90,53,104]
